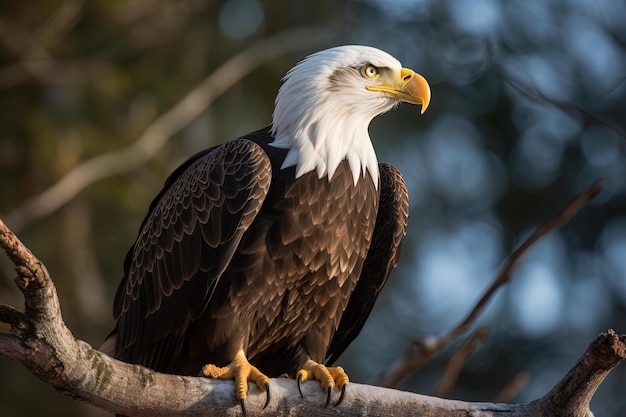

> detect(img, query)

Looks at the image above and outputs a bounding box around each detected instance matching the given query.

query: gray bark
[0,218,624,416]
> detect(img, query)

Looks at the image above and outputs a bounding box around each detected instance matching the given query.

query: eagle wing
[325,163,409,365]
[112,138,272,372]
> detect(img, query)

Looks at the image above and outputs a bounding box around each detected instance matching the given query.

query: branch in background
[62,199,109,326]
[37,0,86,48]
[0,58,101,88]
[489,63,626,141]
[375,181,603,388]
[0,217,622,416]
[493,371,530,404]
[434,326,489,399]
[5,27,335,232]
[0,11,98,88]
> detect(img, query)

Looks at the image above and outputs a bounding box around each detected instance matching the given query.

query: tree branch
[434,326,490,398]
[489,63,626,141]
[0,13,97,88]
[375,181,604,388]
[493,371,530,403]
[0,201,622,416]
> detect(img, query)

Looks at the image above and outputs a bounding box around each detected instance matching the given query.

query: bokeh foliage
[1,1,625,416]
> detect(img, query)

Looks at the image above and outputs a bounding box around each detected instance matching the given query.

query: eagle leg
[200,349,271,414]
[296,360,349,407]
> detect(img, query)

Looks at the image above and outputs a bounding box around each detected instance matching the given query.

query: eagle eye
[361,65,379,78]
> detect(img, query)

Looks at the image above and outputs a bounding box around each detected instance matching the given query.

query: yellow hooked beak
[366,67,431,114]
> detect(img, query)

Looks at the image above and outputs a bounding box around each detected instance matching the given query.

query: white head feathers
[270,45,405,189]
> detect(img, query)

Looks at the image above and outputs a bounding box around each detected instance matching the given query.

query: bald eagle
[105,45,430,414]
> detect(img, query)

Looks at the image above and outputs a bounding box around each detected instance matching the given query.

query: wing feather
[112,138,272,372]
[325,163,409,365]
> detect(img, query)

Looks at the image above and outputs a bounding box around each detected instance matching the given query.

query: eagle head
[271,45,431,188]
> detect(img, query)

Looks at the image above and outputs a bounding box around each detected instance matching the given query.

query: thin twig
[490,63,626,141]
[0,16,95,87]
[5,27,335,232]
[37,0,85,48]
[375,181,603,388]
[492,371,530,403]
[434,326,490,398]
[441,180,603,347]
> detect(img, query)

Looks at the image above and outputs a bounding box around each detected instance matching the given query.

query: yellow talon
[201,349,271,412]
[328,366,349,388]
[296,360,349,406]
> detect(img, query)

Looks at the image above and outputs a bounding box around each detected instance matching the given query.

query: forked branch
[0,181,622,416]
[375,181,604,388]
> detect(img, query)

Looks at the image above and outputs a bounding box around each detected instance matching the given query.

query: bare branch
[37,0,86,48]
[5,27,335,232]
[541,329,626,415]
[490,63,626,141]
[0,204,622,415]
[493,371,530,404]
[61,200,109,326]
[434,326,489,399]
[0,15,97,88]
[375,181,603,388]
[0,303,27,326]
[0,333,28,360]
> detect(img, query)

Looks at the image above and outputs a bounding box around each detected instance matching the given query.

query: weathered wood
[0,217,624,416]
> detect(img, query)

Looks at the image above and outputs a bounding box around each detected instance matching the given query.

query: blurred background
[1,0,625,416]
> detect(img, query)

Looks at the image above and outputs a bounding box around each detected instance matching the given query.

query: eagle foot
[296,361,349,407]
[200,350,271,415]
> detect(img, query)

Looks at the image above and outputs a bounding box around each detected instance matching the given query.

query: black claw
[297,374,304,398]
[324,386,332,407]
[335,384,347,407]
[240,398,247,417]
[263,381,271,409]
